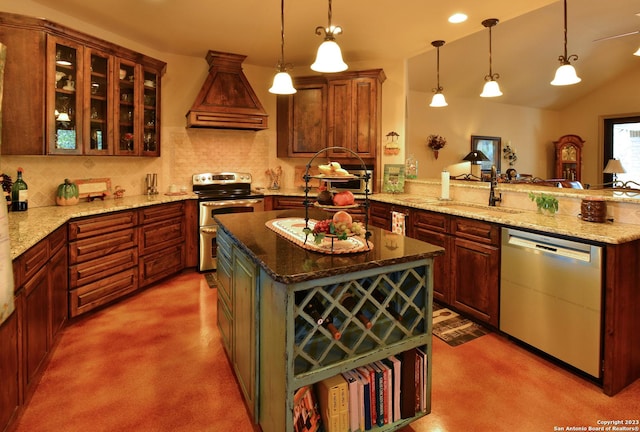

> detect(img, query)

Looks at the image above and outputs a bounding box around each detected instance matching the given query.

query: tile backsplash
[0,126,290,208]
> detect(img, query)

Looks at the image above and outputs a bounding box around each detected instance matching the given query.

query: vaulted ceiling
[32,0,640,110]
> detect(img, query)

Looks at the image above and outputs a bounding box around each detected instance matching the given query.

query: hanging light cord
[559,0,578,65]
[431,40,445,93]
[316,0,342,39]
[483,19,500,81]
[278,0,286,70]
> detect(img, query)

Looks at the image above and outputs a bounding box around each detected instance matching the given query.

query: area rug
[432,303,490,346]
[204,273,217,289]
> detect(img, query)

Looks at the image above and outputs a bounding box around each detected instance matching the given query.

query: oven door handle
[201,199,263,208]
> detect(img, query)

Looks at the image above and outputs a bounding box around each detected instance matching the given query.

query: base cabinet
[368,204,501,327]
[0,313,19,430]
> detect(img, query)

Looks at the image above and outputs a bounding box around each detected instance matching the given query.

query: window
[603,116,640,186]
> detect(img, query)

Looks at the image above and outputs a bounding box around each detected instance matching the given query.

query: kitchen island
[214,209,444,432]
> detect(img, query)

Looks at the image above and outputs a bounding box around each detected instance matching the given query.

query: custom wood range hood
[186,50,268,130]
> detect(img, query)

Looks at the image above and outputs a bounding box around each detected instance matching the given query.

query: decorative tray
[266,218,372,254]
[312,174,357,181]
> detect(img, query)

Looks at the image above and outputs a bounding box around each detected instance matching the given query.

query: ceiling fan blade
[593,30,640,42]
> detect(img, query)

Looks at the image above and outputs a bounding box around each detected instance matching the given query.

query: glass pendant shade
[311,40,348,73]
[430,92,448,107]
[480,80,503,97]
[269,71,297,94]
[634,47,640,56]
[551,63,581,86]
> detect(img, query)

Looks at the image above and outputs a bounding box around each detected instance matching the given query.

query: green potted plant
[529,192,559,215]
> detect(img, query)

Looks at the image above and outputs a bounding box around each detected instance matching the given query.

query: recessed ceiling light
[448,13,468,24]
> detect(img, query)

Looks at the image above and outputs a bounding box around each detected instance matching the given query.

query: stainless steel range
[193,172,264,272]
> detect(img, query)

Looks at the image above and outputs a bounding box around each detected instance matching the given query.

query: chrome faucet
[489,165,502,206]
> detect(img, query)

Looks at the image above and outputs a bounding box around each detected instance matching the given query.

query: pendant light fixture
[269,0,296,94]
[480,18,503,98]
[429,40,448,107]
[551,0,581,86]
[311,0,348,73]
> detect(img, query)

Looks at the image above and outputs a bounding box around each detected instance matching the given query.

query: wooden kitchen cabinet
[450,217,500,327]
[0,312,19,431]
[277,69,385,163]
[368,200,410,232]
[0,12,165,156]
[276,77,328,158]
[48,226,68,342]
[68,211,139,317]
[412,210,451,304]
[138,202,186,287]
[0,13,46,155]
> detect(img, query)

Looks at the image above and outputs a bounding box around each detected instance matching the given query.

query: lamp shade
[480,80,503,97]
[429,92,448,107]
[603,158,626,174]
[269,71,297,94]
[311,40,348,73]
[551,64,581,86]
[463,150,490,163]
[634,46,640,56]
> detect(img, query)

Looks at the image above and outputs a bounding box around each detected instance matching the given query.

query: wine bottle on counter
[11,168,28,212]
[371,287,403,322]
[309,296,341,340]
[340,292,373,329]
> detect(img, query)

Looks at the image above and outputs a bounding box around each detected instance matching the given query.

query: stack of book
[293,348,428,432]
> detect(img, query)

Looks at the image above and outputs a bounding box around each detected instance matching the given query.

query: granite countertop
[371,193,640,244]
[215,209,445,284]
[7,193,195,260]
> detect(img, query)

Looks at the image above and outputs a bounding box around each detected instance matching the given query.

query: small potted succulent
[426,134,447,159]
[529,192,559,215]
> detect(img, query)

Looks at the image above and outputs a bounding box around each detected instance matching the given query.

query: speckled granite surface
[216,209,444,284]
[7,193,195,260]
[8,187,640,261]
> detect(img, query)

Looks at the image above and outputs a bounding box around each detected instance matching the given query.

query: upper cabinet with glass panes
[0,12,166,156]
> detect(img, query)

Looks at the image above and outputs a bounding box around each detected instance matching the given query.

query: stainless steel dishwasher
[500,228,603,378]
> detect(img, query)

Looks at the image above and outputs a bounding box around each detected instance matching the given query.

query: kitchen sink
[435,202,525,215]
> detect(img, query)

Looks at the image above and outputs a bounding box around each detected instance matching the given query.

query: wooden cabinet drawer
[139,202,184,225]
[68,211,137,241]
[217,255,232,307]
[412,209,449,233]
[138,216,185,255]
[69,248,138,288]
[48,225,67,255]
[69,228,137,265]
[272,196,306,209]
[17,240,48,288]
[139,244,185,288]
[451,217,500,245]
[69,268,138,317]
[217,296,232,358]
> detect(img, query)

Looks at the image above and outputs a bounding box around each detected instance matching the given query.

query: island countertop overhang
[214,209,444,285]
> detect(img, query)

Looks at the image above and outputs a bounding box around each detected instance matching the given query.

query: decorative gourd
[56,178,79,206]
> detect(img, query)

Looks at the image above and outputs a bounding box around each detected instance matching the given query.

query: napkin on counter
[391,211,406,235]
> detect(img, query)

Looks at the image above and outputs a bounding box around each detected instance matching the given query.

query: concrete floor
[13,270,640,431]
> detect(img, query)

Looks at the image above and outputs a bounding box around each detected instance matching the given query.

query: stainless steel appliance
[193,172,264,272]
[326,168,373,194]
[500,228,603,378]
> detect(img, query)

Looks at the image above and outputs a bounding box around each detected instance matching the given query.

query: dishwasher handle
[507,235,592,262]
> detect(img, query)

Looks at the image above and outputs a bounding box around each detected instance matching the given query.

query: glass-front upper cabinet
[85,49,113,155]
[47,36,84,155]
[114,59,137,156]
[141,68,159,156]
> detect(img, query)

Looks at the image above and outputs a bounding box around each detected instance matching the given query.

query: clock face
[561,145,577,161]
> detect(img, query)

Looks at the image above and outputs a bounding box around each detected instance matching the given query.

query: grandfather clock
[554,134,584,182]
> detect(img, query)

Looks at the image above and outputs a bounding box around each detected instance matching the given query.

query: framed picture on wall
[471,135,501,174]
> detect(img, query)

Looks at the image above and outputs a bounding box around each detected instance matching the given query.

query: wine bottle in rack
[296,292,324,325]
[371,287,403,322]
[340,292,372,329]
[310,296,342,340]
